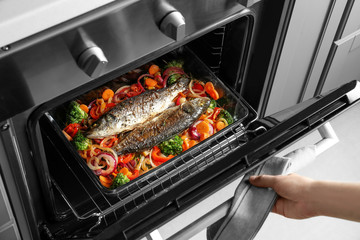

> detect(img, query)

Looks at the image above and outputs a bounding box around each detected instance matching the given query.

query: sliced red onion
[114,85,131,95]
[162,74,170,88]
[208,122,214,135]
[126,159,136,171]
[87,99,97,110]
[87,156,104,171]
[162,67,184,78]
[137,74,154,92]
[100,152,118,166]
[113,92,127,103]
[154,74,164,85]
[189,120,214,139]
[97,152,117,176]
[118,162,126,168]
[189,125,200,140]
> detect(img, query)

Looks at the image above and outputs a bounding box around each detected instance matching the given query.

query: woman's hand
[249,173,317,219]
[249,173,360,222]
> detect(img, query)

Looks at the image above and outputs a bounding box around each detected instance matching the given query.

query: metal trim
[258,0,296,117]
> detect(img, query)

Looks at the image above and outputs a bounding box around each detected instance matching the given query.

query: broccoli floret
[159,135,183,156]
[164,59,184,69]
[218,109,234,125]
[216,97,230,108]
[73,132,91,150]
[167,73,182,86]
[66,101,88,124]
[110,173,130,189]
[209,99,217,109]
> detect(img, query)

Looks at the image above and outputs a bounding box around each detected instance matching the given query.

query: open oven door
[123,80,360,240]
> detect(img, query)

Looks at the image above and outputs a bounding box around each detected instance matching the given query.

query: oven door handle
[286,122,338,173]
[149,122,338,240]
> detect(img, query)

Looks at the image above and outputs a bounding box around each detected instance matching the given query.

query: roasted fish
[86,77,190,139]
[113,97,211,155]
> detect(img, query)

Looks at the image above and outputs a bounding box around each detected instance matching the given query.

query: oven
[0,1,359,240]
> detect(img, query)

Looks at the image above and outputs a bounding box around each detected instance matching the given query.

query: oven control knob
[78,46,108,78]
[159,11,186,41]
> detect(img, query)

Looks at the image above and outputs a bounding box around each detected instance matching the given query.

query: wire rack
[41,119,248,237]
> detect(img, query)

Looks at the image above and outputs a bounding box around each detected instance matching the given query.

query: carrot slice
[181,137,190,151]
[205,82,220,100]
[99,175,112,184]
[200,133,210,141]
[199,114,208,120]
[145,78,158,87]
[79,104,89,113]
[216,121,226,131]
[149,64,160,75]
[102,89,115,101]
[62,130,73,141]
[119,167,130,177]
[196,121,210,134]
[99,175,112,188]
[188,140,198,148]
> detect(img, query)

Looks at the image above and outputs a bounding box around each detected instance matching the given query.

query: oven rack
[41,122,249,238]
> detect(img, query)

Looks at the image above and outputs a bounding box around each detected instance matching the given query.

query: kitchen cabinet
[265,0,360,116]
[316,0,360,95]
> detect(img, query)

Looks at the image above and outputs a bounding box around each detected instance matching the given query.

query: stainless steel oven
[0,1,359,240]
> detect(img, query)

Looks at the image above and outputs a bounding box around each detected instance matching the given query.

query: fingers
[249,175,278,188]
[271,197,285,216]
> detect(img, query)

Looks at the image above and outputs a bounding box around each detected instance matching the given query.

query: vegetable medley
[62,60,234,189]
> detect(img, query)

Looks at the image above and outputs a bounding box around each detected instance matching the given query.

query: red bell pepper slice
[63,123,81,138]
[211,107,221,120]
[128,169,139,180]
[126,91,142,98]
[151,146,174,162]
[90,105,100,120]
[118,153,135,164]
[192,82,204,91]
[132,81,145,93]
[106,103,116,109]
[101,137,118,148]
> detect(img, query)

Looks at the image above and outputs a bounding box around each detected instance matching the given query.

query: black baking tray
[42,47,257,196]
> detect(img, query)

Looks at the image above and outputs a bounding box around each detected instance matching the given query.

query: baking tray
[44,47,256,195]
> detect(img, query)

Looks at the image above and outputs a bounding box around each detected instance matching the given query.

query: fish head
[182,97,211,114]
[173,77,190,89]
[86,113,117,139]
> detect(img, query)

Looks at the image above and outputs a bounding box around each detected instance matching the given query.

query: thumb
[249,175,277,188]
